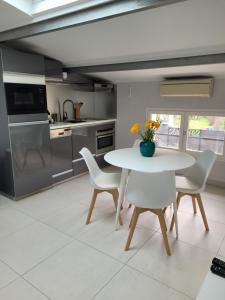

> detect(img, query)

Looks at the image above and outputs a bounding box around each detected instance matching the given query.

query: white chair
[170,150,216,232]
[79,147,123,225]
[125,170,177,256]
[132,139,141,148]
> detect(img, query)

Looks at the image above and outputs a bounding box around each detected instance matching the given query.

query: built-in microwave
[4,83,47,115]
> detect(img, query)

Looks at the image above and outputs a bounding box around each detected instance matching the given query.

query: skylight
[3,0,114,21]
[32,0,81,14]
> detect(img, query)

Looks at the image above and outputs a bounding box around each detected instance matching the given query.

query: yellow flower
[130,123,140,134]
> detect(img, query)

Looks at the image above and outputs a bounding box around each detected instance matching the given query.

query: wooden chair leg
[111,189,123,226]
[196,194,209,231]
[129,209,135,228]
[192,195,197,214]
[158,209,171,256]
[125,207,140,251]
[86,189,98,225]
[169,192,182,231]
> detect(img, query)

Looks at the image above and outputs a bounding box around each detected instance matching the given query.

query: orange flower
[130,123,140,134]
[145,120,153,128]
[154,121,160,128]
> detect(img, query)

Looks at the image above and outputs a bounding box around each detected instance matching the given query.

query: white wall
[116,79,225,185]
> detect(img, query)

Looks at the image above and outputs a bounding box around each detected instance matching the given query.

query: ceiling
[15,0,225,67]
[0,1,31,31]
[2,0,225,82]
[90,63,225,83]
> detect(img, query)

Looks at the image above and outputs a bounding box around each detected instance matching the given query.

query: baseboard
[207,179,225,188]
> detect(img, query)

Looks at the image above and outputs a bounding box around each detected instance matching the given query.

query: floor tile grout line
[72,225,160,265]
[125,229,217,269]
[176,207,225,226]
[32,218,76,241]
[72,237,129,266]
[5,207,218,273]
[0,276,20,292]
[154,215,225,256]
[0,257,22,277]
[123,230,158,264]
[125,263,194,299]
[0,237,74,279]
[0,182,224,299]
[216,235,225,256]
[91,264,126,300]
[22,276,54,300]
[0,219,37,243]
[123,232,216,298]
[21,239,75,277]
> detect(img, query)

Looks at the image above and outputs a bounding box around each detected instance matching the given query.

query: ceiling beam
[66,53,225,73]
[0,0,188,42]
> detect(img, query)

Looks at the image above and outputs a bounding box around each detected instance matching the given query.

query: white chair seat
[94,172,121,190]
[170,150,216,233]
[125,170,177,255]
[79,147,123,226]
[176,175,201,194]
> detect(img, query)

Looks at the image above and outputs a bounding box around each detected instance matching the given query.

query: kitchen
[0,46,117,199]
[0,1,225,300]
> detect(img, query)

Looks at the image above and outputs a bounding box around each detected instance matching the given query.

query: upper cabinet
[1,47,45,75]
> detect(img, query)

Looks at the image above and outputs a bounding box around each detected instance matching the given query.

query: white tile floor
[0,168,225,300]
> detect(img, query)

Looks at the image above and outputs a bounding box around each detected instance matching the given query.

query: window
[151,113,182,149]
[148,109,225,159]
[186,115,225,155]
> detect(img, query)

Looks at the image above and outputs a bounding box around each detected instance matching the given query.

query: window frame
[148,110,185,151]
[146,108,225,161]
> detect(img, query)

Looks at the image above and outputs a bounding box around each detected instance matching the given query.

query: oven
[4,83,47,115]
[96,127,115,155]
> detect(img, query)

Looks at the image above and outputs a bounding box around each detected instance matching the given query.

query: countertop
[50,119,117,130]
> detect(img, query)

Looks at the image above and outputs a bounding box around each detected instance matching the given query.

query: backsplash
[46,83,117,121]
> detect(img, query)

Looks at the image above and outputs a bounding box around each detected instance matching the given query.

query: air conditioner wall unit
[160,78,214,97]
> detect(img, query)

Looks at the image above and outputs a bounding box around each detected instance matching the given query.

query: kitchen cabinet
[50,128,73,183]
[72,122,115,176]
[10,122,52,198]
[50,121,115,180]
[1,47,45,75]
[72,126,95,176]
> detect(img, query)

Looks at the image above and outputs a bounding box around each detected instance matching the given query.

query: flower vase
[140,141,155,157]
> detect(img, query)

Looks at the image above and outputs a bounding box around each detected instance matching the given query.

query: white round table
[105,148,195,173]
[104,147,195,232]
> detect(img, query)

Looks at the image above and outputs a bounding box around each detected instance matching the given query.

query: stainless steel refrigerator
[1,77,52,199]
[8,116,52,199]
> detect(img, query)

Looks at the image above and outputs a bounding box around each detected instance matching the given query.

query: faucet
[62,99,74,121]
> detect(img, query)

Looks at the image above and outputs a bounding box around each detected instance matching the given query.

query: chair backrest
[79,147,102,182]
[126,170,176,209]
[184,150,216,189]
[132,139,141,148]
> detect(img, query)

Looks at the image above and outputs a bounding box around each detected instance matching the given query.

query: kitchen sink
[65,119,86,123]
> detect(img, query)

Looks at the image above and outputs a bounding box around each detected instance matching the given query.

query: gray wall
[116,80,225,185]
[46,84,116,120]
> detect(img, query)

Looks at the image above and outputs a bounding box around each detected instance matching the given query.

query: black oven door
[4,83,47,115]
[97,133,114,154]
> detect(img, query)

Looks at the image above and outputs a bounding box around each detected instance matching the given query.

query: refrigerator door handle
[8,120,49,127]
